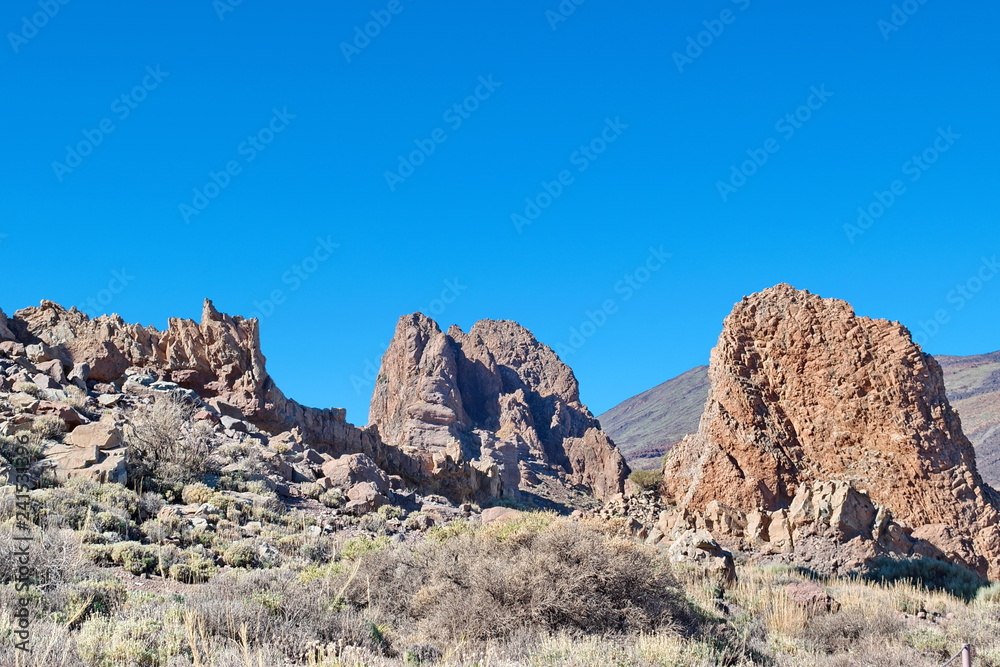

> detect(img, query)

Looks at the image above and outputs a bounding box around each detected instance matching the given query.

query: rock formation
[369,314,628,501]
[661,284,1000,579]
[3,300,625,505]
[9,300,382,460]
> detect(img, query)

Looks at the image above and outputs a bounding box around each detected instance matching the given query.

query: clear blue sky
[3,1,998,425]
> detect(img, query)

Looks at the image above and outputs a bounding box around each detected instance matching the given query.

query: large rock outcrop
[9,300,382,460]
[369,314,628,501]
[662,284,1000,579]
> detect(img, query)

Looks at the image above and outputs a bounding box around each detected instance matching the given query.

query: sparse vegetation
[628,467,662,492]
[123,394,215,487]
[30,414,65,439]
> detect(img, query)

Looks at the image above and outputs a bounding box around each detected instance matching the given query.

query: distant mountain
[601,352,1000,486]
[598,366,709,471]
[936,351,1000,487]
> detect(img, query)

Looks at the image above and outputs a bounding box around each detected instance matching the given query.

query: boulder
[0,309,15,342]
[480,506,521,524]
[97,394,121,408]
[68,362,90,389]
[785,581,840,614]
[64,422,122,450]
[35,402,85,428]
[259,450,294,480]
[344,482,388,514]
[220,416,248,433]
[321,453,390,494]
[32,373,59,390]
[35,359,67,384]
[666,529,736,583]
[0,341,25,357]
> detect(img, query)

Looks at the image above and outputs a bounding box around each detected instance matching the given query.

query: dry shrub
[800,606,903,655]
[30,415,65,440]
[338,516,698,645]
[184,567,378,660]
[124,394,215,486]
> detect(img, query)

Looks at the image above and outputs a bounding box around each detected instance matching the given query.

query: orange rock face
[662,284,1000,578]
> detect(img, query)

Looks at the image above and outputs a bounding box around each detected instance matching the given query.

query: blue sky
[3,0,998,424]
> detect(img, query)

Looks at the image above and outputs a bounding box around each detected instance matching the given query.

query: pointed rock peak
[370,312,627,501]
[398,312,443,334]
[202,299,222,324]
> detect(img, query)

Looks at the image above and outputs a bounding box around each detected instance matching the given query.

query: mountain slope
[936,350,1000,486]
[598,366,708,470]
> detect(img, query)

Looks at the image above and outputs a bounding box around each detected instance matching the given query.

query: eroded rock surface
[369,314,628,501]
[662,284,1000,578]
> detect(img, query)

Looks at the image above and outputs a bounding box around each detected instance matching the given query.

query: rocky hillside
[369,314,628,502]
[0,300,623,507]
[605,357,1000,486]
[660,284,1000,580]
[598,366,708,470]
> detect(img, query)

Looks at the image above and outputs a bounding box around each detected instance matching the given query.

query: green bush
[628,468,662,492]
[110,542,155,575]
[301,482,324,499]
[319,489,344,508]
[181,482,214,505]
[222,542,257,569]
[862,557,987,601]
[975,582,1000,604]
[13,381,40,396]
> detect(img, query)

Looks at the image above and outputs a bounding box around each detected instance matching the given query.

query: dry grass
[0,509,998,666]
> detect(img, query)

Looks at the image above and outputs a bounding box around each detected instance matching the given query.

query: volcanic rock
[368,314,628,501]
[662,284,1000,578]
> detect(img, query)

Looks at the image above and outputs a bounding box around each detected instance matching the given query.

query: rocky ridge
[1,300,624,506]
